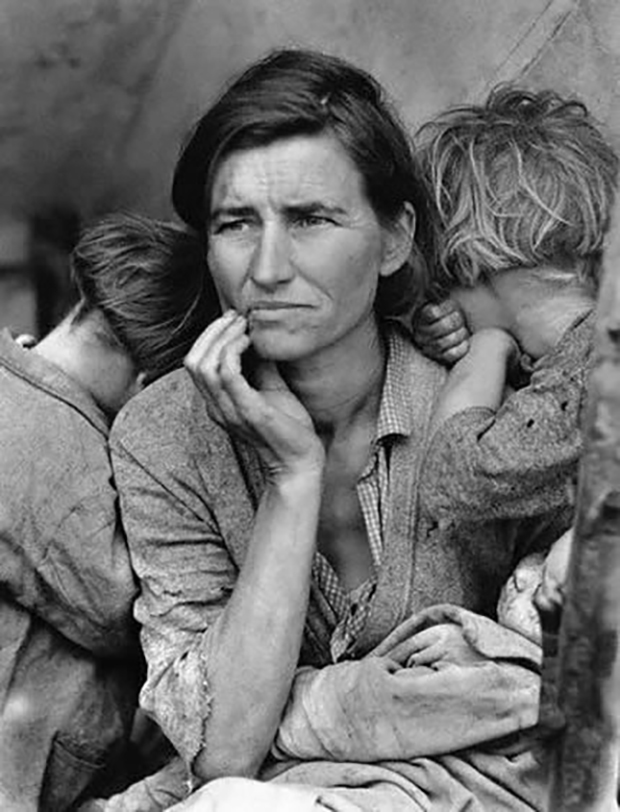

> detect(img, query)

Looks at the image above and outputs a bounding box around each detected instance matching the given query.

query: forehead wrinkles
[210,137,364,210]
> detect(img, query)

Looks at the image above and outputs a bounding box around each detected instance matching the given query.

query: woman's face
[206,134,405,363]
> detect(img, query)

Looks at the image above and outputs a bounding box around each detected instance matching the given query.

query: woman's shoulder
[111,366,228,459]
[113,367,193,433]
[110,366,260,513]
[385,324,448,398]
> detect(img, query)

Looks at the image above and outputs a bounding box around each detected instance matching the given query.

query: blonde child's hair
[415,85,619,299]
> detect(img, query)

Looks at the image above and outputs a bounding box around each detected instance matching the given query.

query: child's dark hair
[416,85,619,297]
[71,212,219,383]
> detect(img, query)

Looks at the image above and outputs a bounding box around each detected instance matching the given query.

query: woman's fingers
[389,624,482,667]
[184,310,253,428]
[219,331,252,380]
[218,339,271,426]
[407,645,442,667]
[186,311,246,392]
[185,309,239,369]
[387,626,438,663]
[184,311,322,472]
[402,629,442,666]
[221,360,322,468]
[211,331,253,424]
[189,312,247,375]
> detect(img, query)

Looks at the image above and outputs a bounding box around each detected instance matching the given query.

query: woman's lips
[248,302,307,310]
[246,302,312,320]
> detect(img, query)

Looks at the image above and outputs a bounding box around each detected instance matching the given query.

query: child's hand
[535,528,574,617]
[412,300,470,366]
[497,552,545,644]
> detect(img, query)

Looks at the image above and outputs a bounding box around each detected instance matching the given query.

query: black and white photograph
[1,2,620,810]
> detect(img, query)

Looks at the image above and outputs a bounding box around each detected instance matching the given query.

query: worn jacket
[421,310,593,522]
[0,330,140,811]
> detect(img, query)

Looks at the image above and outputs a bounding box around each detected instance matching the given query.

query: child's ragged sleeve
[421,335,590,522]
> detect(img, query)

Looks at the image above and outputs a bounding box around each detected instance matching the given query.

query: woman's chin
[250,331,309,363]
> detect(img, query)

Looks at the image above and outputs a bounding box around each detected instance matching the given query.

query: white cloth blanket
[272,603,542,764]
[94,605,547,812]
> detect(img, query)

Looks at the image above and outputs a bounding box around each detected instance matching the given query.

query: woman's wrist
[259,465,324,553]
[267,455,325,492]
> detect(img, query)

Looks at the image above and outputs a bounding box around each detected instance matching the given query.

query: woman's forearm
[275,612,542,762]
[193,467,323,781]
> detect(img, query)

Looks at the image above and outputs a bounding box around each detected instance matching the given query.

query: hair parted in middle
[171,47,436,319]
[71,212,219,383]
[415,84,619,299]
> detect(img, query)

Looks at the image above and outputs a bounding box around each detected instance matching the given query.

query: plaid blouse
[311,333,413,662]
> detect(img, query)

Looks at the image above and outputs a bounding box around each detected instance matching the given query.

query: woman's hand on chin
[185,310,325,479]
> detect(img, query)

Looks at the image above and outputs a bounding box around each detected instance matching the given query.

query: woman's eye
[214,220,248,234]
[294,214,331,228]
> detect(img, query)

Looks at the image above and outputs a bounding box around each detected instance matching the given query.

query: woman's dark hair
[71,212,219,383]
[172,48,434,318]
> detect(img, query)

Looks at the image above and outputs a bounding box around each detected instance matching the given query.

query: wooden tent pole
[548,204,620,811]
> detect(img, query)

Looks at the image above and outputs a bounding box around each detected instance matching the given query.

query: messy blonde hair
[416,85,619,298]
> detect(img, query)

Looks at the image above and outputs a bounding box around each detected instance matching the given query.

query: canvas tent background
[1,0,620,337]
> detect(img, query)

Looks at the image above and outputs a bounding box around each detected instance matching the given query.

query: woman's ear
[379,202,417,278]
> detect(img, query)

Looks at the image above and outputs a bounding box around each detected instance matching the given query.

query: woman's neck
[278,319,386,440]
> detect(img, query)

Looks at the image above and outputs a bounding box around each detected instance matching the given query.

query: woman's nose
[249,225,293,287]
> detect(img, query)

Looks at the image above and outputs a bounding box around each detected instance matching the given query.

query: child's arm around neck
[431,327,519,433]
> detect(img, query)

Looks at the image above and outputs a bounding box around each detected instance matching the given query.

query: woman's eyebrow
[209,202,348,223]
[284,202,347,217]
[209,205,255,221]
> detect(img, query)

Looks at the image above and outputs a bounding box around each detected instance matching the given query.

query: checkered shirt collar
[375,328,415,442]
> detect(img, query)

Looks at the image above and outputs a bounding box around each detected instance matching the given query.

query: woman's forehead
[209,134,368,211]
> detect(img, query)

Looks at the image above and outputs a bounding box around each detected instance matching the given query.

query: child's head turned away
[416,85,619,301]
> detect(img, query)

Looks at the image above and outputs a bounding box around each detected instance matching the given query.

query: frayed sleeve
[422,354,586,521]
[111,432,237,765]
